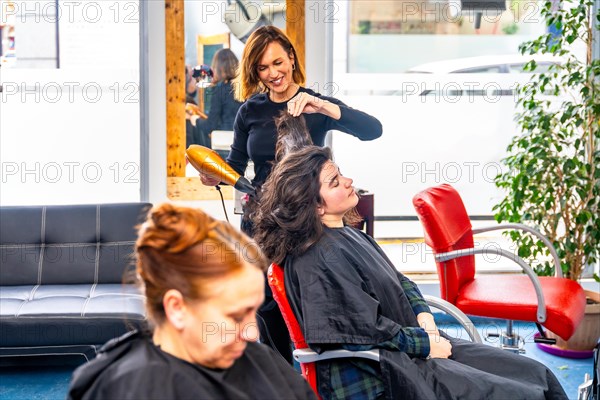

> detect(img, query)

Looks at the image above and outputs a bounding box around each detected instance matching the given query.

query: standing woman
[200,25,382,230]
[68,204,316,400]
[193,49,243,149]
[199,25,382,362]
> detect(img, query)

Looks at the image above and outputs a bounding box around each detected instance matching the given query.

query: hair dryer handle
[186,145,256,195]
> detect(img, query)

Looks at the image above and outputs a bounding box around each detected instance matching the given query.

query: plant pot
[537,290,600,358]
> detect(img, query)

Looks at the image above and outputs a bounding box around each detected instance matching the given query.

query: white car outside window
[406,54,563,74]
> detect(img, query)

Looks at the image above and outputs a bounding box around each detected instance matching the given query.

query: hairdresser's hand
[288,92,341,120]
[200,173,220,186]
[427,332,452,359]
[187,113,200,127]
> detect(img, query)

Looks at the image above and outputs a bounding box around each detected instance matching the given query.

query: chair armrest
[423,295,482,343]
[293,348,380,364]
[294,298,482,365]
[471,223,562,278]
[434,247,547,323]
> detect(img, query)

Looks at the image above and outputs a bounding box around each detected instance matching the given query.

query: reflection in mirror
[193,33,230,113]
[184,2,236,181]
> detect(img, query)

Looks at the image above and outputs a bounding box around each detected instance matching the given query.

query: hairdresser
[199,25,382,363]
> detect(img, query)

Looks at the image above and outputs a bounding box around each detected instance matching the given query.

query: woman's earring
[292,63,296,71]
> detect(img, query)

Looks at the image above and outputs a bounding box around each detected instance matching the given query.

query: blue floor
[435,316,594,399]
[0,365,74,400]
[0,319,594,400]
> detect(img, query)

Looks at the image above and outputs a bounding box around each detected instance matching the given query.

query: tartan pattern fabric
[400,277,432,317]
[329,360,385,400]
[318,278,432,400]
[323,325,430,400]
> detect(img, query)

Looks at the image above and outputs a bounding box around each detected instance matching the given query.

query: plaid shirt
[319,277,431,400]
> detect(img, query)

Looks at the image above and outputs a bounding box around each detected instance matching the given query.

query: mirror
[165,0,305,200]
[194,33,230,114]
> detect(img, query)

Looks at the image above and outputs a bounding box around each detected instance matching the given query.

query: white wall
[147,0,167,205]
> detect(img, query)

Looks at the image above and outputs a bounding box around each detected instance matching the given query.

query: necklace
[269,83,299,103]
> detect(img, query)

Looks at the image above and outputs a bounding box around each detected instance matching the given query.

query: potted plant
[493,0,600,353]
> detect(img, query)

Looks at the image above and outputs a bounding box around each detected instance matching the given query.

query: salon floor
[0,321,593,400]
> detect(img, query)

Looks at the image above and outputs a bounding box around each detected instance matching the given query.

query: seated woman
[254,145,568,400]
[68,204,316,400]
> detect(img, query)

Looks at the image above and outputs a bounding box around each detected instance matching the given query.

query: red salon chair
[412,184,586,353]
[268,263,482,398]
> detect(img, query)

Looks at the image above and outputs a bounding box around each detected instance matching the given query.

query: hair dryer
[186,145,255,194]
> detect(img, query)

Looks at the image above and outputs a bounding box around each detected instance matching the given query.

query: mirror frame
[165,0,305,200]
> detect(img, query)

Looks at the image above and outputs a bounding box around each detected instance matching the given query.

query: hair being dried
[274,111,313,162]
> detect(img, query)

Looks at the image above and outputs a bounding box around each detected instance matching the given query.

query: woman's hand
[188,114,200,127]
[417,312,439,336]
[287,92,341,119]
[418,312,450,359]
[427,332,452,359]
[200,173,221,186]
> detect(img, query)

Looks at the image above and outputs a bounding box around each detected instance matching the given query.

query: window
[329,0,581,244]
[1,1,142,205]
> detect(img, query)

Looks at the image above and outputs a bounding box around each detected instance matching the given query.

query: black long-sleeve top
[204,81,243,135]
[68,331,316,400]
[226,87,383,187]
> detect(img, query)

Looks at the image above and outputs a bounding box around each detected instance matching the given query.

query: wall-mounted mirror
[165,0,304,201]
[195,33,230,112]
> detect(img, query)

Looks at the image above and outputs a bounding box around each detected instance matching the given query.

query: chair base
[486,320,526,354]
[577,373,593,400]
[486,332,526,354]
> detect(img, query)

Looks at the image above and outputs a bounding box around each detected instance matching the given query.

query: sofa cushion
[0,203,151,286]
[0,203,151,356]
[0,284,145,347]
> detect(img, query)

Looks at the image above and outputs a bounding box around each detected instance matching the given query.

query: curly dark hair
[274,111,313,162]
[254,146,361,264]
[253,146,330,264]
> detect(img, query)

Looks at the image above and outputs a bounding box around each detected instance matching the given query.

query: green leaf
[493,0,600,282]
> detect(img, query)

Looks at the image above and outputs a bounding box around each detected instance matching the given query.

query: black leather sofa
[0,203,151,361]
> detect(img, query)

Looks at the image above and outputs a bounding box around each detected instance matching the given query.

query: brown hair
[135,203,266,326]
[274,111,313,162]
[211,48,239,84]
[234,25,305,101]
[254,146,361,264]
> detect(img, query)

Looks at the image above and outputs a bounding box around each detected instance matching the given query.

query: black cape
[284,227,567,400]
[67,330,316,400]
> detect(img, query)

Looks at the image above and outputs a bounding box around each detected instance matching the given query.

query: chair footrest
[533,336,557,345]
[293,348,380,363]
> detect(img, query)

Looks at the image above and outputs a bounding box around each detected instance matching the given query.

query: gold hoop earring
[292,63,296,71]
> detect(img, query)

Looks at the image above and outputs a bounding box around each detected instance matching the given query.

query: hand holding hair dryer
[186,145,255,194]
